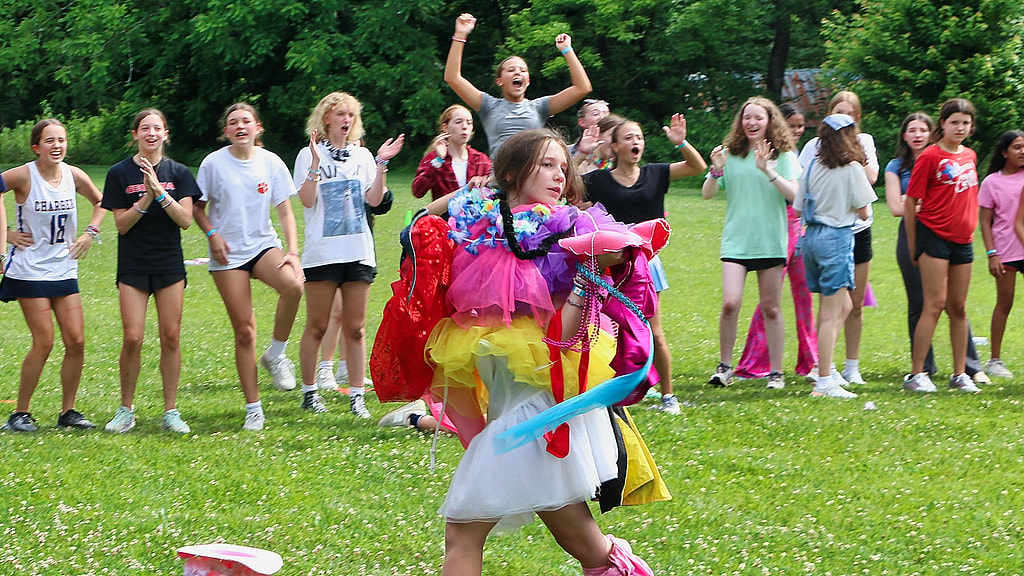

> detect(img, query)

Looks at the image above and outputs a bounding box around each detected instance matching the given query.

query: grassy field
[1,165,1023,575]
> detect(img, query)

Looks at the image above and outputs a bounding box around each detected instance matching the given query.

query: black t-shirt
[583,164,671,224]
[102,157,202,275]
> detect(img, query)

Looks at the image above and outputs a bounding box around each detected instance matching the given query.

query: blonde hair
[724,97,795,158]
[306,92,364,145]
[830,90,863,122]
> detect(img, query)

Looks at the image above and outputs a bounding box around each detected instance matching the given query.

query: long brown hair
[724,97,794,158]
[816,121,866,169]
[893,112,935,177]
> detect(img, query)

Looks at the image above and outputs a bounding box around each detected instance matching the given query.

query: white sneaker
[317,365,338,391]
[903,372,937,393]
[766,372,785,389]
[949,373,981,393]
[842,367,866,385]
[985,359,1013,379]
[972,371,991,385]
[810,378,858,398]
[243,410,265,431]
[260,354,296,391]
[377,399,427,427]
[708,362,734,387]
[350,393,372,419]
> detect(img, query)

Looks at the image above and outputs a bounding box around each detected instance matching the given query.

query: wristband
[206,228,218,238]
[675,140,688,150]
[160,198,173,209]
[375,156,390,166]
[767,173,779,183]
[451,36,466,43]
[431,156,444,169]
[154,192,167,204]
[987,249,998,257]
[560,46,572,55]
[565,297,584,309]
[134,203,148,215]
[305,173,320,183]
[84,225,100,239]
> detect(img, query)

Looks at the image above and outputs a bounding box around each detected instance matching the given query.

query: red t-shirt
[906,144,979,244]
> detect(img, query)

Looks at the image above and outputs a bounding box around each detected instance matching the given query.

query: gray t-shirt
[479,92,551,156]
[794,161,876,228]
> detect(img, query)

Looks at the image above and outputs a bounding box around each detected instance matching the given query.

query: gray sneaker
[260,354,296,391]
[301,391,328,413]
[766,371,786,389]
[903,372,937,393]
[985,359,1013,379]
[350,393,371,419]
[949,373,981,393]
[242,410,265,431]
[708,362,734,387]
[654,394,681,415]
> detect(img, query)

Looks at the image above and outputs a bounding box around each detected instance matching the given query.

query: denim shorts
[801,224,855,296]
[648,254,669,292]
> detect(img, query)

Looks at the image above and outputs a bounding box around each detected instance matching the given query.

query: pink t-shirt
[978,169,1024,263]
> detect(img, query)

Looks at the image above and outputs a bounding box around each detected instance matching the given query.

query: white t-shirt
[6,162,78,281]
[293,142,378,269]
[799,133,878,232]
[795,161,877,228]
[196,147,296,272]
[452,159,469,188]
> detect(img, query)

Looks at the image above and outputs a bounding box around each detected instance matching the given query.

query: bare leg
[211,270,260,403]
[319,288,344,363]
[339,281,371,387]
[990,268,1016,359]
[299,281,338,386]
[538,503,614,569]
[153,280,185,411]
[117,283,151,408]
[718,262,748,365]
[844,261,870,362]
[251,247,304,344]
[816,290,852,380]
[947,262,972,374]
[756,265,786,374]
[441,521,495,576]
[912,255,948,374]
[16,298,57,412]
[650,305,672,396]
[52,294,86,413]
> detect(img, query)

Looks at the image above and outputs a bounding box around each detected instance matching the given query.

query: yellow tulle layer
[426,316,617,399]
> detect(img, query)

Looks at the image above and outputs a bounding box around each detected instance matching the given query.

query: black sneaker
[4,412,38,432]
[300,391,328,413]
[57,409,96,429]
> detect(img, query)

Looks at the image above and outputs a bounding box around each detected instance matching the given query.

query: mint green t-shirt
[717,150,798,259]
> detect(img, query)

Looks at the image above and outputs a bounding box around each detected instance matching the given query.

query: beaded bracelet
[375,156,390,166]
[708,167,724,179]
[134,203,148,215]
[84,225,100,239]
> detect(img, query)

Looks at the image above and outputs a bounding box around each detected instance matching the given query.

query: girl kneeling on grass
[0,119,106,432]
[793,114,876,399]
[194,103,304,430]
[424,130,664,575]
[102,108,202,434]
[904,98,982,394]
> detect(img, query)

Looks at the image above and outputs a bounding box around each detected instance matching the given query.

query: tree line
[0,0,1020,168]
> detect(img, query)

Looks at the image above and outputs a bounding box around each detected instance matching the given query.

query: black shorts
[230,247,275,274]
[118,272,187,293]
[0,277,79,302]
[1004,259,1024,273]
[915,221,973,265]
[304,262,376,285]
[853,227,873,265]
[721,257,786,272]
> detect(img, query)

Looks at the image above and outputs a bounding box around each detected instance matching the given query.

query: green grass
[2,166,1024,574]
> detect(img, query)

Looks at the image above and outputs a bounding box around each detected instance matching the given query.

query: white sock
[816,375,833,388]
[336,360,348,374]
[350,386,365,396]
[245,401,262,413]
[301,384,317,394]
[265,339,287,359]
[845,359,859,371]
[319,360,334,372]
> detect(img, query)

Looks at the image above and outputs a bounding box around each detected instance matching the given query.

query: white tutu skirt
[440,355,618,533]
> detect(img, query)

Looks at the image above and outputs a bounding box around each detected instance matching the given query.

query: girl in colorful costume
[372,130,668,574]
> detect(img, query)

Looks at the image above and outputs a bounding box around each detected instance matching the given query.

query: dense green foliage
[0,0,849,167]
[823,0,1024,162]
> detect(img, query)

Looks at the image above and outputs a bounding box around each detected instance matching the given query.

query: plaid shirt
[412,147,492,200]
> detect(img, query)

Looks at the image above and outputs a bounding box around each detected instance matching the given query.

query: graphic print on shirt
[321,178,365,237]
[936,159,978,194]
